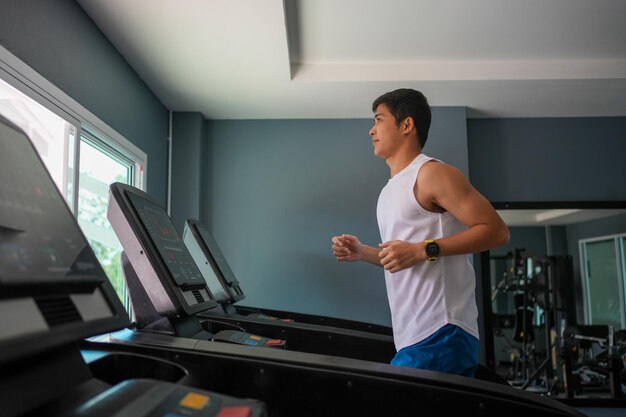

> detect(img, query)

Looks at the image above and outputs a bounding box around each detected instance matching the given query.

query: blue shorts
[391,324,479,377]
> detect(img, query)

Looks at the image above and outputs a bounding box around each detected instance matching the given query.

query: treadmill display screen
[125,191,206,287]
[0,120,105,286]
[194,223,239,287]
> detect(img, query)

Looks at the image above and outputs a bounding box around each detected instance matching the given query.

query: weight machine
[491,249,559,392]
[562,325,626,398]
[491,249,626,398]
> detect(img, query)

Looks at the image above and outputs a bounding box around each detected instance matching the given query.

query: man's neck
[386,149,422,177]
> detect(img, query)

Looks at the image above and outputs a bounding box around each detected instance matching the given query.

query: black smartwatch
[424,239,440,262]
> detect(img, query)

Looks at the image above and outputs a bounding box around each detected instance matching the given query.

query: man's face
[369,104,402,159]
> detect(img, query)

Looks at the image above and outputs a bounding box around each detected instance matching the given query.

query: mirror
[482,202,626,397]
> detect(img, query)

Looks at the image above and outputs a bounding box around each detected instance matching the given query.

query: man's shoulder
[419,159,461,178]
[417,160,468,196]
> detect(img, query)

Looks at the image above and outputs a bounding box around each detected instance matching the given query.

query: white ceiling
[77,0,626,119]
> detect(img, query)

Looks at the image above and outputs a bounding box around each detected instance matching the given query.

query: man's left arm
[378,163,509,273]
[427,163,509,258]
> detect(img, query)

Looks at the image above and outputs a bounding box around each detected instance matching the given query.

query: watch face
[426,242,439,257]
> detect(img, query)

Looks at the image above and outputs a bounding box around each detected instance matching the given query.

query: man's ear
[402,116,415,135]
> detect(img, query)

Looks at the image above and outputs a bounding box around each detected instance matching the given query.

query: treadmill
[0,115,266,417]
[183,218,396,361]
[0,115,589,417]
[108,182,286,349]
[184,218,392,335]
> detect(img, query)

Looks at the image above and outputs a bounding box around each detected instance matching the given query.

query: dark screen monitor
[0,115,129,365]
[107,183,217,317]
[183,219,245,304]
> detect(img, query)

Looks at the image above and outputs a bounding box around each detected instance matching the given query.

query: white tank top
[376,153,479,351]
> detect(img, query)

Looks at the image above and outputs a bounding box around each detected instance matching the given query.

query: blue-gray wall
[203,108,468,325]
[467,117,626,202]
[0,0,169,204]
[171,112,206,233]
[548,226,569,257]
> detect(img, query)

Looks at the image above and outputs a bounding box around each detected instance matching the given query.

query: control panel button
[266,339,283,345]
[179,392,209,410]
[216,406,253,417]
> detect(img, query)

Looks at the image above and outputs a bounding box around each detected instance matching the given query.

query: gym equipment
[491,249,561,392]
[562,325,625,398]
[491,248,626,400]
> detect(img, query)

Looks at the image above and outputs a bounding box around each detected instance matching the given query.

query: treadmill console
[127,192,206,289]
[184,219,288,322]
[183,219,245,304]
[0,116,128,366]
[107,183,216,317]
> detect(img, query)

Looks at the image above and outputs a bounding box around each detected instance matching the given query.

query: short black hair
[372,88,432,149]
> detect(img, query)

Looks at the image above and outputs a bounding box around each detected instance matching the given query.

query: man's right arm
[332,234,383,267]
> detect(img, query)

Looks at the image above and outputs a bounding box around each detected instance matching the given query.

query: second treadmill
[184,218,392,335]
[183,218,396,362]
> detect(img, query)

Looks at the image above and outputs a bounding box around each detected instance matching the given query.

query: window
[0,77,77,201]
[580,234,626,329]
[0,45,147,314]
[78,132,137,308]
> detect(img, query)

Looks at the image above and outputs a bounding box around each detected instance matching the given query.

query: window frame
[579,232,626,328]
[0,44,147,201]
